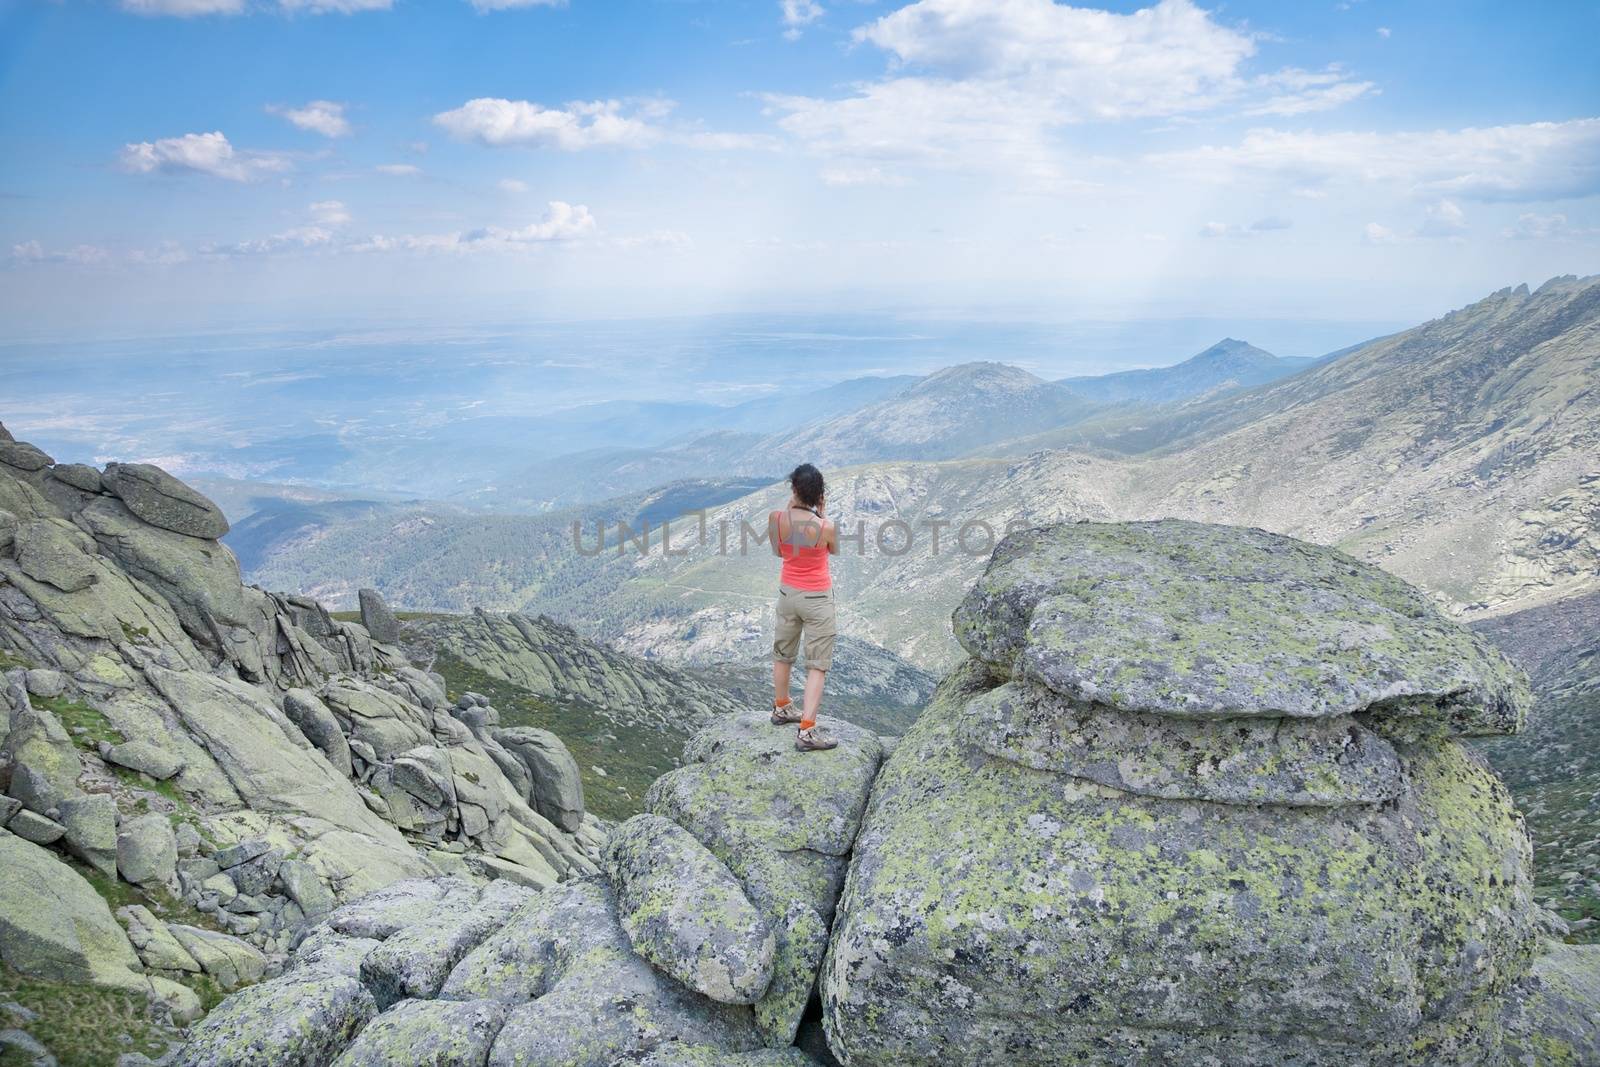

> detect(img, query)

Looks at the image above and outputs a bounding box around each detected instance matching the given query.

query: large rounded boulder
[822,520,1539,1067]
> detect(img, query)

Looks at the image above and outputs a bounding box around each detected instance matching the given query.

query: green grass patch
[64,857,221,937]
[434,651,689,822]
[0,648,32,672]
[0,966,179,1067]
[36,695,125,748]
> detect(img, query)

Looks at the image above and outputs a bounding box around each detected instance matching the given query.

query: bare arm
[767,510,784,557]
[826,518,839,555]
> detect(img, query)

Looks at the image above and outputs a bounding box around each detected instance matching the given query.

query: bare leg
[773,659,793,705]
[800,667,827,728]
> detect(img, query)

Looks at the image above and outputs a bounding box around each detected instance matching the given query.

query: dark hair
[789,463,825,507]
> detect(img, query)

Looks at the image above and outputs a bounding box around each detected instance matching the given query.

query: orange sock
[774,697,792,709]
[799,712,816,730]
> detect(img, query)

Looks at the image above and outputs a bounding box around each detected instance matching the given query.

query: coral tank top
[778,510,832,591]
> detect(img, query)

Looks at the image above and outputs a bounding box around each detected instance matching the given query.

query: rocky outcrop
[178,704,882,1065]
[0,432,605,1057]
[821,521,1545,1065]
[0,828,146,991]
[494,725,584,832]
[357,588,400,645]
[54,504,1600,1065]
[103,462,231,540]
[408,609,744,732]
[606,813,776,1005]
[647,710,883,1044]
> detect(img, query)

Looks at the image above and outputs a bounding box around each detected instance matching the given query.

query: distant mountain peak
[903,361,1051,401]
[1058,338,1299,407]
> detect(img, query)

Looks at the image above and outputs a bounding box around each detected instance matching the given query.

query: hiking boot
[771,702,803,725]
[795,727,838,752]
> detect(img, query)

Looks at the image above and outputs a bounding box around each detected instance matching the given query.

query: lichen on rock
[824,520,1549,1066]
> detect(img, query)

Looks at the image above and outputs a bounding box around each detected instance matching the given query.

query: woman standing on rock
[768,463,839,751]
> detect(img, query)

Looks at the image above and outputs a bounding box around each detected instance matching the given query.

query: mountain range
[1057,337,1314,405]
[233,275,1600,680]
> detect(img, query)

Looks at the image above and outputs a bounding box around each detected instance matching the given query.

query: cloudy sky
[1,0,1596,336]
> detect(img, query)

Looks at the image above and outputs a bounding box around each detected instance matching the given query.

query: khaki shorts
[773,584,836,672]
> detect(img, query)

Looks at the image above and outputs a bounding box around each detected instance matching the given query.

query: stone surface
[0,829,145,991]
[286,927,381,980]
[282,688,352,777]
[172,972,376,1067]
[103,740,184,781]
[278,858,336,921]
[56,793,118,878]
[357,588,400,645]
[0,441,52,472]
[605,813,775,1006]
[641,1048,823,1067]
[118,905,200,974]
[821,658,1539,1067]
[444,878,763,1066]
[958,679,1404,806]
[13,519,98,594]
[494,726,584,832]
[116,813,178,886]
[1500,940,1600,1065]
[3,696,81,816]
[331,997,507,1066]
[22,670,66,699]
[168,925,268,990]
[325,878,465,941]
[951,520,1529,733]
[49,463,103,493]
[5,809,65,845]
[358,880,532,1008]
[646,710,882,1044]
[102,462,230,539]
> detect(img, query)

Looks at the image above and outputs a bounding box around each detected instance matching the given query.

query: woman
[768,463,839,752]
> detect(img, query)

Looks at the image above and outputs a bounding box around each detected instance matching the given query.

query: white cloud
[376,163,421,176]
[277,0,393,12]
[765,0,1371,186]
[1152,118,1600,202]
[1360,201,1478,245]
[270,100,351,138]
[1502,212,1598,241]
[205,227,335,256]
[353,201,596,253]
[201,200,351,257]
[819,165,908,187]
[10,241,113,264]
[497,178,530,193]
[781,0,823,40]
[120,0,244,13]
[1363,222,1397,245]
[852,0,1254,118]
[119,131,290,181]
[309,200,351,226]
[1377,26,1391,38]
[1246,67,1375,117]
[1198,216,1291,238]
[434,98,661,150]
[125,0,395,11]
[1416,198,1466,238]
[468,0,566,9]
[611,229,694,249]
[434,97,763,153]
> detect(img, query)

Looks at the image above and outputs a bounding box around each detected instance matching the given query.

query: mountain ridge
[1058,337,1311,406]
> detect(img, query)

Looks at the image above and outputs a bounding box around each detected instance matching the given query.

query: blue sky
[1,0,1596,337]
